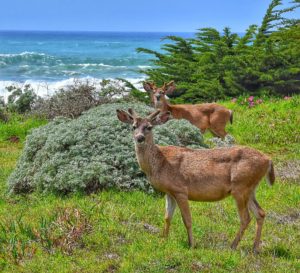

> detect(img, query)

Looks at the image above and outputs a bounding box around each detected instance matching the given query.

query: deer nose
[136,135,145,143]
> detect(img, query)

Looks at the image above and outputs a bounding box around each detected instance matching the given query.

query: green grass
[0,98,299,272]
[0,114,47,142]
[220,96,300,161]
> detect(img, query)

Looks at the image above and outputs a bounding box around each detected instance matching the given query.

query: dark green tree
[137,0,300,102]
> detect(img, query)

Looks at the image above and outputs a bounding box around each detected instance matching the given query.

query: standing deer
[116,108,275,253]
[143,81,233,139]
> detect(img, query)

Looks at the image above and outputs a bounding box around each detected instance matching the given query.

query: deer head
[116,108,171,144]
[143,81,176,108]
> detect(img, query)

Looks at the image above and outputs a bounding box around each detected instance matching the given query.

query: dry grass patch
[276,160,300,184]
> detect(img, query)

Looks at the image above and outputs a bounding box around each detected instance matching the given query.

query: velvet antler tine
[128,108,138,119]
[147,109,161,120]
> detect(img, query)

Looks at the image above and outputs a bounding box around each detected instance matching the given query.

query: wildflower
[231,98,237,103]
[248,96,254,102]
[249,101,255,108]
[284,96,291,100]
[256,99,263,104]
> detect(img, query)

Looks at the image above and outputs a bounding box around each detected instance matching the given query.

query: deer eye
[132,125,137,130]
[146,126,152,131]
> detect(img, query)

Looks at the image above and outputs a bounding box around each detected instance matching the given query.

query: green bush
[6,84,38,114]
[8,102,205,195]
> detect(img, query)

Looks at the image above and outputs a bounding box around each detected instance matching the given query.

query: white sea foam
[137,65,152,69]
[0,51,47,57]
[94,41,122,44]
[76,63,126,68]
[0,77,146,101]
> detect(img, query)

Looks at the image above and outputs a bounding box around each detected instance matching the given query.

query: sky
[0,0,299,32]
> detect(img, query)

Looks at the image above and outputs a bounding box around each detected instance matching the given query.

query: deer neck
[158,96,183,119]
[156,96,171,112]
[134,134,161,176]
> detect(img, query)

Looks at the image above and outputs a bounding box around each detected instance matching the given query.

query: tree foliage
[137,0,300,102]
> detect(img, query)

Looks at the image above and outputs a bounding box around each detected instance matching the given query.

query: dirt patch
[121,220,160,234]
[104,253,120,260]
[103,264,119,273]
[276,160,300,183]
[191,261,212,272]
[201,232,229,249]
[7,135,20,143]
[269,210,300,225]
[143,223,160,234]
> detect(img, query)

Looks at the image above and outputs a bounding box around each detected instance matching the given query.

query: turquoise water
[0,31,193,82]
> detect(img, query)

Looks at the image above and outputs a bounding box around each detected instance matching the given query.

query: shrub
[32,79,130,119]
[0,96,8,122]
[6,84,38,114]
[8,102,205,194]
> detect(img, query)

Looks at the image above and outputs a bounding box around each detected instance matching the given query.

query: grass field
[0,97,299,272]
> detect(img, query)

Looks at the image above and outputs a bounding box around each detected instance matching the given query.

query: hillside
[0,97,299,272]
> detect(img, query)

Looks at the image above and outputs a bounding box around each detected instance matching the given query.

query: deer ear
[164,81,176,95]
[143,82,154,93]
[116,109,133,124]
[151,111,172,125]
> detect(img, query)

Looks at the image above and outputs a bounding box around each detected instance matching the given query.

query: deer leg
[209,127,227,139]
[248,193,266,254]
[199,127,206,135]
[174,194,194,248]
[231,194,251,250]
[163,194,177,238]
[209,113,228,139]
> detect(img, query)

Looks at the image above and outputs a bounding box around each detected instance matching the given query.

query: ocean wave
[0,51,57,66]
[94,41,122,44]
[0,51,47,57]
[0,51,152,80]
[137,65,152,69]
[75,63,127,68]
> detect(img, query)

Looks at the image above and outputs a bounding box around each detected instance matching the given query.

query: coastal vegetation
[0,0,299,271]
[0,94,299,271]
[137,0,300,102]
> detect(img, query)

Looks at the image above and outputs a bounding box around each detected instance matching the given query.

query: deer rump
[169,103,231,130]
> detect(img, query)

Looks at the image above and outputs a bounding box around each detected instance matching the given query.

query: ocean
[0,31,193,98]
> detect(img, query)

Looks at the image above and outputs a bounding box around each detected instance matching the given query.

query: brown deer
[116,108,275,253]
[143,81,233,139]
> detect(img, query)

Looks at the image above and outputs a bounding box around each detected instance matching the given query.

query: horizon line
[0,29,245,34]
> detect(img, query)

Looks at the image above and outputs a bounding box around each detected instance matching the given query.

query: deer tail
[266,160,275,186]
[229,110,233,124]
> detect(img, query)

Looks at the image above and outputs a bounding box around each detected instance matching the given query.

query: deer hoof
[230,242,238,250]
[253,246,261,255]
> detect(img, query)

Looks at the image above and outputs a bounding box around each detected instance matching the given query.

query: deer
[116,108,275,253]
[143,81,233,139]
